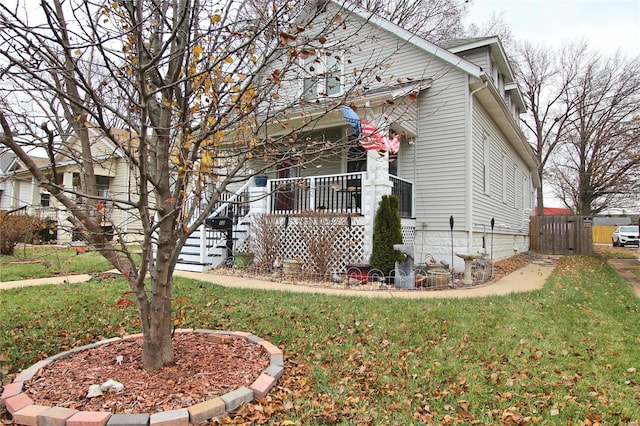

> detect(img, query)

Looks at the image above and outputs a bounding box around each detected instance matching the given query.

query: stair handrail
[208,178,254,221]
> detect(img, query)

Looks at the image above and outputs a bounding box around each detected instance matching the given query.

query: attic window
[301,49,343,100]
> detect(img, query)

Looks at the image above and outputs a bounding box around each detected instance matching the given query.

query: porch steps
[176,225,214,272]
[175,219,250,272]
[174,260,213,273]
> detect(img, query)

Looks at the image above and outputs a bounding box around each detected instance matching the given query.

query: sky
[465,0,640,57]
[465,0,639,208]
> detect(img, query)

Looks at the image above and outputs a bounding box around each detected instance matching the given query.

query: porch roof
[272,80,431,136]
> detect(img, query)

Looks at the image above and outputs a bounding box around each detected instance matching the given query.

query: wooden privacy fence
[592,225,617,244]
[530,215,593,255]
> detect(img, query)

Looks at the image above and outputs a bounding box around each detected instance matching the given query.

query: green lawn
[0,246,131,282]
[1,255,639,424]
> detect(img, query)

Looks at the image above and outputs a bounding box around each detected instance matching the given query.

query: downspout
[414,98,419,216]
[466,78,488,252]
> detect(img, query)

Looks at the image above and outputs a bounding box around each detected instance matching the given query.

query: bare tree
[548,51,640,215]
[512,42,581,215]
[351,0,469,42]
[0,0,405,369]
[466,10,515,52]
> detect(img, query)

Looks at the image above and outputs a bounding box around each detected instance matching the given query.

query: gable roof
[0,152,17,174]
[337,1,482,78]
[54,125,136,166]
[4,155,50,176]
[442,36,516,84]
[331,1,538,177]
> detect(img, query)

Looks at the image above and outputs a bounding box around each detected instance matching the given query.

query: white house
[0,127,145,244]
[175,1,539,273]
[1,1,538,277]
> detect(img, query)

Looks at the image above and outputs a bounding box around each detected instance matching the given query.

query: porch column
[29,177,39,208]
[56,172,74,244]
[361,151,393,262]
[248,186,269,215]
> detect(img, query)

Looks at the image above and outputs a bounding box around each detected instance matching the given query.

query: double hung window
[301,50,343,100]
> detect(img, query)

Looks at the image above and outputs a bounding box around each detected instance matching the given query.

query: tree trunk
[141,307,174,370]
[138,221,177,370]
[536,171,545,216]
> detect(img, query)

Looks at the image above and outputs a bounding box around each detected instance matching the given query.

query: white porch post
[361,150,393,262]
[248,186,269,215]
[29,177,39,208]
[56,172,74,244]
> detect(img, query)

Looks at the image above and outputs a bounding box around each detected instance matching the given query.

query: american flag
[341,106,361,138]
[341,106,401,153]
[360,120,386,151]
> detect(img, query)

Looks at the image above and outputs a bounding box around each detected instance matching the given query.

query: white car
[612,225,640,247]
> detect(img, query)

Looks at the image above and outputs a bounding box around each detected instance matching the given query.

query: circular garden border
[0,329,284,426]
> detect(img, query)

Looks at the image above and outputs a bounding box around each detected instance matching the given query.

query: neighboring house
[0,152,53,213]
[177,1,539,273]
[534,207,573,216]
[0,128,144,243]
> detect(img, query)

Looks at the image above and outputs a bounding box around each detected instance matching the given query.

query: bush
[34,218,57,243]
[248,214,282,271]
[298,211,348,276]
[0,212,39,255]
[369,195,404,276]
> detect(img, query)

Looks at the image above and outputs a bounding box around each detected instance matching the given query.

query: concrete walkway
[0,260,556,298]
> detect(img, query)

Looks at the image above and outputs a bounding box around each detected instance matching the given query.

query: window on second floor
[40,192,50,207]
[482,133,491,194]
[513,164,518,208]
[301,49,343,100]
[501,153,507,204]
[73,173,111,202]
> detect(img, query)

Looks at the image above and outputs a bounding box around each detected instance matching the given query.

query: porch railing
[182,184,251,226]
[391,176,413,218]
[209,190,251,224]
[268,172,414,218]
[5,205,59,221]
[269,172,364,215]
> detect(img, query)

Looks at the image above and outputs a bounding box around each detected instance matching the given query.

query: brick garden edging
[0,329,284,426]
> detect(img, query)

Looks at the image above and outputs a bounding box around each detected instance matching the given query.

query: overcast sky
[465,0,639,208]
[465,0,640,57]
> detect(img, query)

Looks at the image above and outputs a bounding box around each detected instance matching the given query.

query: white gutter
[466,79,489,252]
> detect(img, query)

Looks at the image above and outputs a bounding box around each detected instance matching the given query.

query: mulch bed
[23,333,269,414]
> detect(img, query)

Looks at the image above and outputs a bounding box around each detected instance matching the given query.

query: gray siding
[261,4,536,261]
[272,4,451,108]
[456,48,491,76]
[471,99,532,233]
[408,69,469,231]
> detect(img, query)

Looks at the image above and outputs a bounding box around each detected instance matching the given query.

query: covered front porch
[176,165,415,273]
[178,96,420,272]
